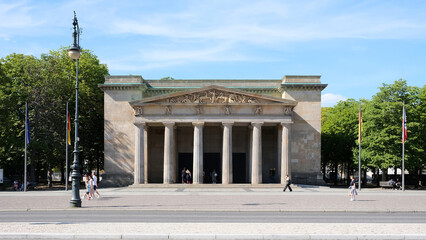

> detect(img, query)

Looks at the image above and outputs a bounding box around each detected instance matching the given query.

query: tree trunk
[30,104,39,183]
[382,170,388,181]
[333,163,338,185]
[346,164,351,185]
[96,158,100,182]
[393,165,397,179]
[60,161,65,184]
[362,169,367,187]
[415,167,420,188]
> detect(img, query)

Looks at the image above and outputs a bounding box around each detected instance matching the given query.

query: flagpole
[402,102,405,191]
[24,102,28,192]
[358,102,361,191]
[66,102,69,191]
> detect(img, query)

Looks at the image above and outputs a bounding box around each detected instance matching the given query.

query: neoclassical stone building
[99,75,327,186]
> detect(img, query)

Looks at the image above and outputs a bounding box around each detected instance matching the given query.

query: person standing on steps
[181,167,186,183]
[211,169,217,184]
[185,169,192,184]
[283,175,292,192]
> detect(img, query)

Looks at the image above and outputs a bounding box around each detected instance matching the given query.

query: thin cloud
[108,1,426,44]
[322,93,347,107]
[0,1,44,29]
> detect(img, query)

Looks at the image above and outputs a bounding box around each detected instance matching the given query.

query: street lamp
[68,11,82,208]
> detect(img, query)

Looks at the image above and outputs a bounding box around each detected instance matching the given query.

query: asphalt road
[1,210,426,223]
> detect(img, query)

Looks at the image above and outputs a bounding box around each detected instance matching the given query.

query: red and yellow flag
[67,112,71,145]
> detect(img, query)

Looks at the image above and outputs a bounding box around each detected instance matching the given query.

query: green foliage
[0,47,108,181]
[160,76,175,80]
[362,80,421,171]
[321,99,360,182]
[322,79,425,180]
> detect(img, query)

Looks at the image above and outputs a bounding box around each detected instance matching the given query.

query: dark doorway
[178,153,192,183]
[233,153,247,183]
[204,153,221,183]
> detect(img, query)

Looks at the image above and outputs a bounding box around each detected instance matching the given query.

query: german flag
[67,112,71,145]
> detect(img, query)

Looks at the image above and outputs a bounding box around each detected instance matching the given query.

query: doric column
[251,122,263,184]
[222,122,233,184]
[173,126,177,183]
[248,125,253,183]
[193,122,204,184]
[277,125,282,183]
[143,124,149,184]
[163,122,175,184]
[134,122,147,184]
[280,122,291,183]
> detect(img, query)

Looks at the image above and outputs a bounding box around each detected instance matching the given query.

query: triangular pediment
[130,85,296,106]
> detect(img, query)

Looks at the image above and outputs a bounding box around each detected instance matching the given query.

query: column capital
[192,121,205,127]
[280,122,293,127]
[222,121,234,127]
[134,120,146,127]
[251,122,264,127]
[163,122,175,127]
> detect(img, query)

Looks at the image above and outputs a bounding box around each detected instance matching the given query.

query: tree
[321,99,359,184]
[361,79,421,181]
[0,47,108,183]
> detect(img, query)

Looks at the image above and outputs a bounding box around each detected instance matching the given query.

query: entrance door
[178,153,192,183]
[204,153,221,183]
[233,153,247,183]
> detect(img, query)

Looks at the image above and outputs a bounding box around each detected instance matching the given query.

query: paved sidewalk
[1,186,426,239]
[1,185,426,212]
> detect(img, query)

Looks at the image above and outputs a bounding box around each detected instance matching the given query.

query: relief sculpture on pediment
[166,90,259,104]
[134,106,143,116]
[283,106,293,115]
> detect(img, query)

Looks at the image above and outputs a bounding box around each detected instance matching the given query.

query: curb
[1,233,426,240]
[1,208,426,213]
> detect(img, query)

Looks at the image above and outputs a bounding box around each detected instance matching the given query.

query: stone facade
[99,76,327,186]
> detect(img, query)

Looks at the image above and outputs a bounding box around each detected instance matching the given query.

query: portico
[131,85,294,184]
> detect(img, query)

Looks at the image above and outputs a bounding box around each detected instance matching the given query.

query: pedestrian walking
[92,172,100,198]
[88,175,95,199]
[283,175,292,192]
[349,175,357,201]
[83,175,93,200]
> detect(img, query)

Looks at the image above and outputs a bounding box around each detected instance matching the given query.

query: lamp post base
[70,199,82,208]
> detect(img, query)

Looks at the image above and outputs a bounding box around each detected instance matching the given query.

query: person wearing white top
[92,172,100,198]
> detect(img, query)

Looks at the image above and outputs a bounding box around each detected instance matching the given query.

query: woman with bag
[349,176,357,201]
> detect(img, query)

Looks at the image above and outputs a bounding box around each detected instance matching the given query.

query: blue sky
[1,0,425,107]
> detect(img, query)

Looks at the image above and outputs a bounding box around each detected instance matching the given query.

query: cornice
[146,88,191,95]
[281,83,328,91]
[98,83,147,91]
[237,88,280,94]
[145,87,280,96]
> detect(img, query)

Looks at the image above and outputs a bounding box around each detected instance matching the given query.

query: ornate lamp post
[68,11,82,208]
